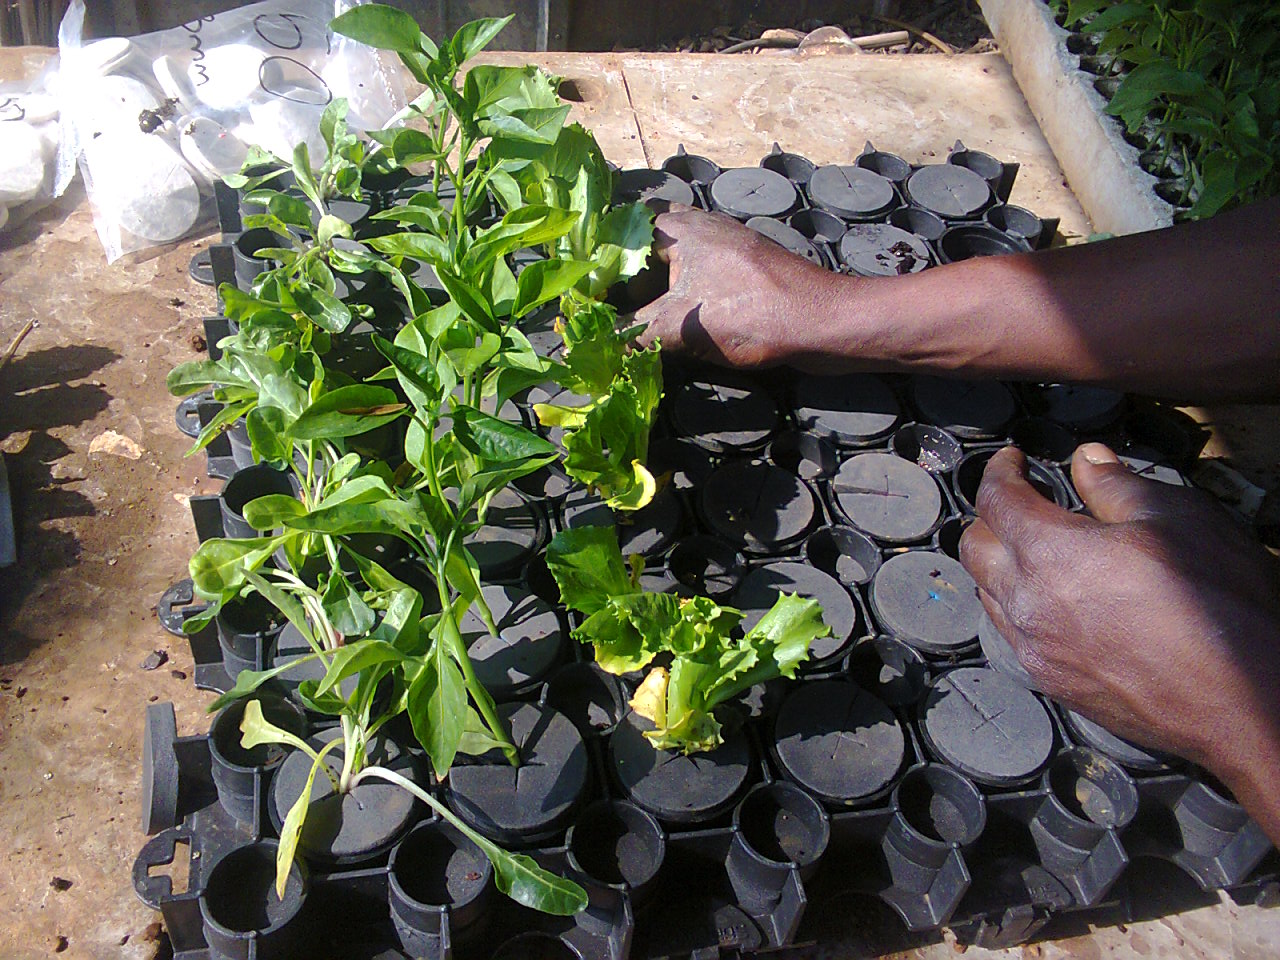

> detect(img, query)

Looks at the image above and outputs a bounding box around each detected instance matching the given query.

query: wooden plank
[620,51,1092,239]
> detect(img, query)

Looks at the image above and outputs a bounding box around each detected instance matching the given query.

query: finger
[974,446,1080,560]
[959,518,1018,606]
[1070,442,1183,524]
[648,203,708,267]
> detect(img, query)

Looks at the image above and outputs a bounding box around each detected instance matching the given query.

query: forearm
[792,197,1280,401]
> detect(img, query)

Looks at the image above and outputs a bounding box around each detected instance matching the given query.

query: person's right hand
[633,204,846,369]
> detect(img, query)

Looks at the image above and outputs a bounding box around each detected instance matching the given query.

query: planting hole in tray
[200,840,307,937]
[789,207,845,244]
[543,662,628,736]
[210,695,305,772]
[760,144,817,186]
[773,680,906,806]
[905,164,991,219]
[219,464,296,538]
[1046,748,1139,830]
[493,931,582,960]
[466,487,545,580]
[889,205,947,241]
[1035,383,1126,431]
[1009,417,1079,463]
[389,820,491,910]
[448,703,589,844]
[922,668,1055,788]
[699,459,819,554]
[986,203,1046,249]
[768,430,838,481]
[894,765,985,846]
[610,711,752,824]
[856,145,912,183]
[734,562,859,666]
[669,535,746,599]
[832,453,942,544]
[954,449,1070,513]
[938,224,1031,263]
[847,635,931,707]
[804,525,882,587]
[709,168,799,220]
[671,372,780,453]
[461,583,564,698]
[839,223,932,277]
[871,552,983,656]
[793,374,901,447]
[735,782,829,870]
[562,486,682,558]
[891,423,964,475]
[808,165,897,221]
[661,147,721,186]
[746,216,824,265]
[566,799,666,891]
[909,376,1017,440]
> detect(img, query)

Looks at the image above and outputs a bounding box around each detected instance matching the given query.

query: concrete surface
[0,46,1277,960]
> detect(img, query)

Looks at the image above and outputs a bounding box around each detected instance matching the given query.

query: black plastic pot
[767,430,838,482]
[492,932,583,960]
[200,840,308,960]
[746,216,824,265]
[566,799,667,902]
[512,461,576,503]
[831,453,943,544]
[270,728,420,865]
[909,376,1018,440]
[610,710,752,824]
[526,382,594,450]
[232,228,289,290]
[727,782,830,910]
[838,223,932,277]
[645,437,715,498]
[905,164,992,220]
[1034,383,1126,431]
[661,145,721,186]
[561,486,683,559]
[870,552,983,656]
[215,590,285,677]
[808,165,897,221]
[668,535,746,600]
[986,203,1052,250]
[856,143,912,184]
[954,449,1071,514]
[220,464,295,540]
[614,168,696,207]
[460,583,565,699]
[935,515,968,561]
[977,612,1038,692]
[670,372,780,454]
[792,374,901,447]
[804,525,881,587]
[1062,710,1172,773]
[891,422,964,474]
[235,167,294,221]
[448,702,588,845]
[324,323,388,382]
[772,680,905,807]
[226,418,254,471]
[388,819,493,955]
[709,168,799,220]
[734,562,859,667]
[209,695,307,826]
[847,634,931,708]
[949,141,1017,202]
[1008,417,1078,464]
[937,224,1031,263]
[697,459,820,555]
[1119,449,1188,486]
[788,207,845,244]
[760,143,817,186]
[888,205,947,241]
[542,661,629,737]
[921,668,1055,787]
[465,488,547,581]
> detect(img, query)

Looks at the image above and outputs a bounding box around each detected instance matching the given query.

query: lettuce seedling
[546,527,830,754]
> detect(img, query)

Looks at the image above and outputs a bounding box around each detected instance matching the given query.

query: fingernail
[1079,442,1118,465]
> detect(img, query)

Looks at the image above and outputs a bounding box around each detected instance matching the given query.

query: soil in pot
[838,223,932,277]
[709,168,799,220]
[732,561,859,668]
[760,145,817,186]
[788,207,845,244]
[220,464,296,539]
[566,800,666,894]
[697,459,819,555]
[447,702,589,845]
[792,374,901,448]
[1034,383,1126,432]
[831,453,942,544]
[978,611,1038,692]
[561,486,683,559]
[938,224,1031,263]
[611,711,752,824]
[200,840,307,960]
[891,422,964,474]
[670,372,780,454]
[804,525,882,587]
[745,216,824,266]
[889,205,947,241]
[270,727,420,865]
[870,552,984,656]
[460,583,565,699]
[773,680,906,806]
[465,487,546,581]
[1008,417,1079,464]
[542,662,629,737]
[921,668,1055,788]
[954,449,1070,513]
[668,535,746,600]
[614,168,696,207]
[909,376,1018,440]
[1062,710,1172,773]
[905,164,991,219]
[661,147,721,186]
[807,165,897,221]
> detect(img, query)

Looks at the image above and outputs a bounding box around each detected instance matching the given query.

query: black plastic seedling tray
[144,148,1275,959]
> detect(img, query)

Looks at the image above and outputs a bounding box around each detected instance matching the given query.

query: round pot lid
[460,583,563,696]
[85,132,201,243]
[1038,383,1125,431]
[1062,710,1171,773]
[248,95,326,161]
[81,75,161,138]
[774,680,905,804]
[562,486,682,558]
[709,168,798,220]
[179,116,251,184]
[0,122,45,205]
[614,168,695,206]
[909,375,1017,440]
[922,667,1055,786]
[699,460,818,553]
[977,611,1038,691]
[745,216,822,265]
[465,487,544,579]
[832,453,941,544]
[191,43,267,111]
[75,37,135,76]
[10,93,57,125]
[807,165,896,220]
[838,223,931,276]
[152,55,198,114]
[871,551,983,654]
[793,374,901,445]
[733,561,859,663]
[671,373,779,452]
[905,164,991,219]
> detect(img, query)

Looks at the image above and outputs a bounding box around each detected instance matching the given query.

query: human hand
[633,204,845,369]
[959,443,1280,837]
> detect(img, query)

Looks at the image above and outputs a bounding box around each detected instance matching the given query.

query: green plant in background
[1054,0,1279,217]
[545,527,831,755]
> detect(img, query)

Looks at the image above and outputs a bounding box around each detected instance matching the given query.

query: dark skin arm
[635,197,1280,401]
[635,200,1280,844]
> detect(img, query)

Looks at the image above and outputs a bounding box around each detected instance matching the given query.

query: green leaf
[478,841,589,916]
[242,494,305,531]
[1105,62,1208,127]
[320,97,349,152]
[274,737,342,898]
[286,281,352,334]
[449,15,513,64]
[321,574,377,637]
[331,4,426,57]
[167,358,244,397]
[390,128,441,166]
[454,404,556,464]
[189,536,285,598]
[291,142,322,210]
[206,655,321,713]
[288,385,406,440]
[243,570,318,650]
[313,638,405,697]
[588,202,654,294]
[269,193,314,230]
[479,105,573,145]
[545,527,636,616]
[438,272,497,330]
[512,259,595,318]
[317,214,353,247]
[372,334,441,410]
[367,231,453,267]
[407,639,467,778]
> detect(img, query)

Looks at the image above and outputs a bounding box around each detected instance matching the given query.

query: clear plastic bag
[0,54,74,234]
[58,0,405,262]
